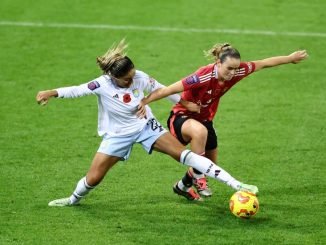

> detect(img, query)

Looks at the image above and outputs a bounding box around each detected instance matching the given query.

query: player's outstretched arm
[253,50,308,71]
[143,80,184,105]
[36,90,58,106]
[136,83,200,118]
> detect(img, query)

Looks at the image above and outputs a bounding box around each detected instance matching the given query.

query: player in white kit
[36,40,258,206]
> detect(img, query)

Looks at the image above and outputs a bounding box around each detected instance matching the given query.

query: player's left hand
[36,90,55,106]
[290,50,308,64]
[137,100,147,119]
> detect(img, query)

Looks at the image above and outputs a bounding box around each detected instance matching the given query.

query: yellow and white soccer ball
[229,191,259,219]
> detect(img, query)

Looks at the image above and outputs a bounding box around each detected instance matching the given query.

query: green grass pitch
[1,0,325,244]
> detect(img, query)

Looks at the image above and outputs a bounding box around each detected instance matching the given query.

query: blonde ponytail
[97,39,134,77]
[97,39,129,73]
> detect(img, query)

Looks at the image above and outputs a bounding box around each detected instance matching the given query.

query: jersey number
[147,118,164,132]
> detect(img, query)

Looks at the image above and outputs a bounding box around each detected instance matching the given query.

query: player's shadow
[72,194,274,229]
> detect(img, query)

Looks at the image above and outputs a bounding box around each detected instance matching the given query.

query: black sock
[182,171,193,187]
[193,168,203,175]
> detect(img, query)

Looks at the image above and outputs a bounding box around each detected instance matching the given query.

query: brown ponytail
[204,43,241,62]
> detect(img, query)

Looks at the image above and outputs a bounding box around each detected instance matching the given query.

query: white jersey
[56,70,180,137]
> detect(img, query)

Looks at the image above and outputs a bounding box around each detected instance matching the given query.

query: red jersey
[172,62,256,122]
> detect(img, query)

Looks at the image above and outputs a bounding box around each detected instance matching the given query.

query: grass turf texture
[1,0,325,244]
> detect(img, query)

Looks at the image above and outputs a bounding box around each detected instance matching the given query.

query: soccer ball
[229,191,259,219]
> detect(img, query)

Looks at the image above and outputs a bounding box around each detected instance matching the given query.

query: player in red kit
[139,43,308,201]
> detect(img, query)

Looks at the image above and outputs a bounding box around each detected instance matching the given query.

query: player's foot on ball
[48,197,73,207]
[173,183,203,201]
[238,183,259,195]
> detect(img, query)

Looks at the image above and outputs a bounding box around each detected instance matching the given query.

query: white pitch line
[1,20,326,38]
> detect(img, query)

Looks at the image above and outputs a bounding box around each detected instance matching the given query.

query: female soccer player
[36,40,258,206]
[139,43,308,200]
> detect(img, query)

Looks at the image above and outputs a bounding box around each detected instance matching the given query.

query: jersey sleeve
[56,80,101,98]
[181,65,213,91]
[235,62,256,78]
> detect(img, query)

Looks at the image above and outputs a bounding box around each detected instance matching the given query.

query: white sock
[192,171,205,179]
[177,180,190,191]
[69,177,95,204]
[192,153,205,179]
[180,150,241,190]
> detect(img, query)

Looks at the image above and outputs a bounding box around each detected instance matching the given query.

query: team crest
[132,89,139,98]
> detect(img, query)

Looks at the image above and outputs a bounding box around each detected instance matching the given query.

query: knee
[183,121,208,141]
[191,126,208,141]
[86,170,105,186]
[86,176,100,186]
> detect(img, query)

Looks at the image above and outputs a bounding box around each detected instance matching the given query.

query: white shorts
[97,118,167,160]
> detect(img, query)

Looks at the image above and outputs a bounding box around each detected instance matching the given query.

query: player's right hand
[36,90,57,106]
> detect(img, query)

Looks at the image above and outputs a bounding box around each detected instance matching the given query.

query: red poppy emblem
[123,93,131,103]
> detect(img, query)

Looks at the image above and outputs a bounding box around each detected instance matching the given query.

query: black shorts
[167,111,218,151]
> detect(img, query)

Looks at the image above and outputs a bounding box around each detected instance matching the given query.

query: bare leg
[86,152,121,186]
[181,119,207,154]
[48,153,121,206]
[152,132,186,160]
[178,119,213,195]
[205,148,217,164]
